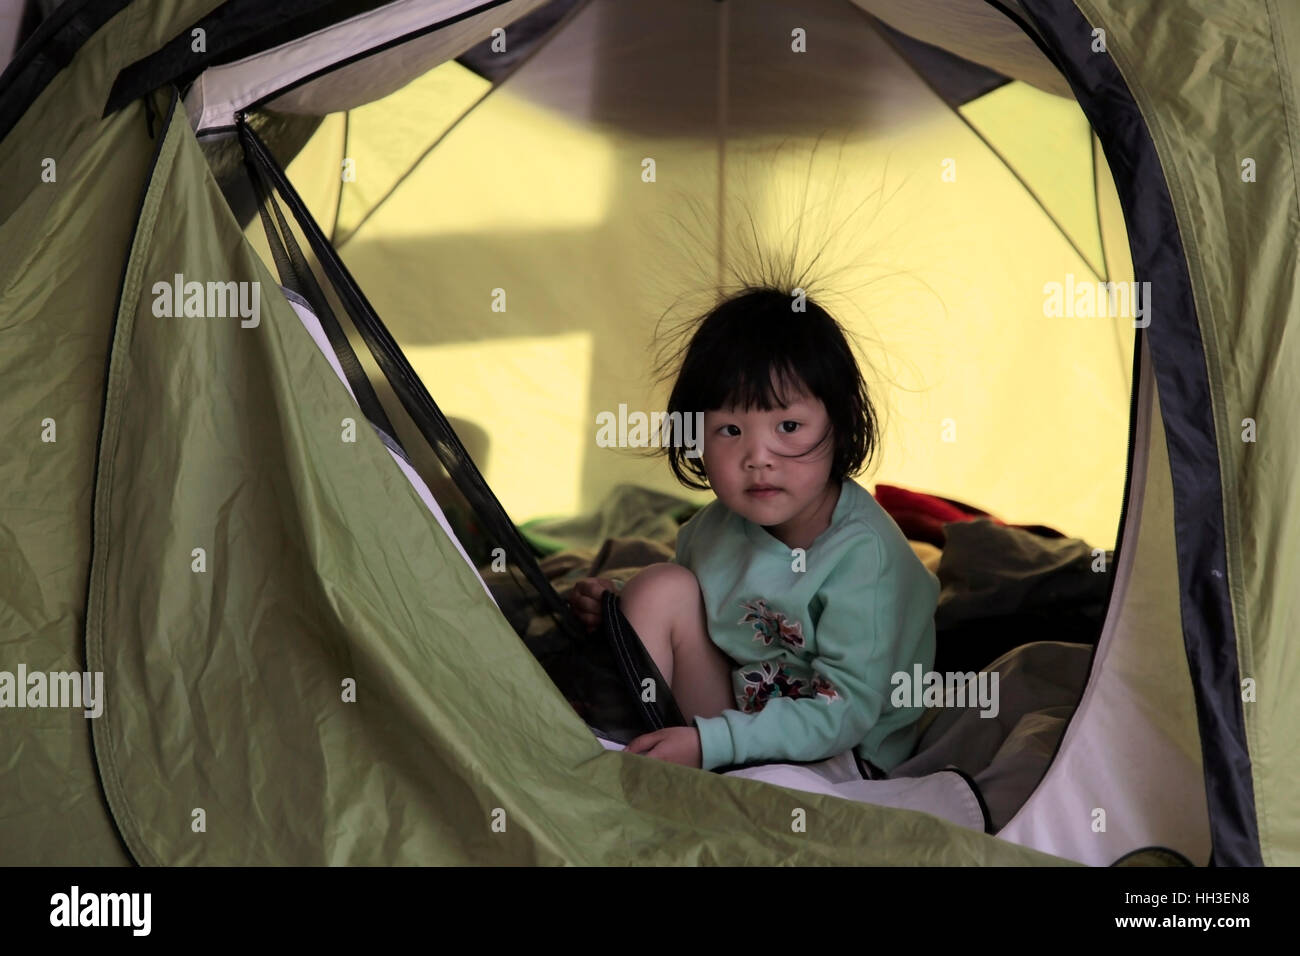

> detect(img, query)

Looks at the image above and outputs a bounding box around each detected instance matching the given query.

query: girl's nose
[743,439,773,469]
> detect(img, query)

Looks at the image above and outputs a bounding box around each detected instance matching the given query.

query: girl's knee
[619,564,699,626]
[622,562,699,605]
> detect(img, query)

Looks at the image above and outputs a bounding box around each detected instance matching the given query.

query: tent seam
[87,89,186,869]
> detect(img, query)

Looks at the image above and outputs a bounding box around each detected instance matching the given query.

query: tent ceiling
[1,0,1075,152]
[180,0,1073,135]
[849,0,1073,97]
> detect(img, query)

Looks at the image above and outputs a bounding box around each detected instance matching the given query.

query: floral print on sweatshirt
[737,598,806,651]
[733,600,841,712]
[735,655,840,713]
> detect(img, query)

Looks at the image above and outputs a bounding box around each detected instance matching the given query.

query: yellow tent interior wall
[256,4,1136,549]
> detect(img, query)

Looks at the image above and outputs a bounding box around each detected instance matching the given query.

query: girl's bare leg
[616,563,735,722]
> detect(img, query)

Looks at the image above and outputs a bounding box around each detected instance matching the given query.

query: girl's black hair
[658,286,879,491]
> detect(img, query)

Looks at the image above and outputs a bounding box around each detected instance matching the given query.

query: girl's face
[701,380,838,547]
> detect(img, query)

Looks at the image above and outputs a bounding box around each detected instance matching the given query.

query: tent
[0,0,1291,866]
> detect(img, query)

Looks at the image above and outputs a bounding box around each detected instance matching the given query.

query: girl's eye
[779,421,801,434]
[719,424,741,437]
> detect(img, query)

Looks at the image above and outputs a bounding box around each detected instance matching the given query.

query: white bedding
[597,736,988,832]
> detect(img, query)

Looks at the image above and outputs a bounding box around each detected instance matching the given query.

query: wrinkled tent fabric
[0,0,1294,866]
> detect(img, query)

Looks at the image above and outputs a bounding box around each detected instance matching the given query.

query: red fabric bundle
[872,483,1063,547]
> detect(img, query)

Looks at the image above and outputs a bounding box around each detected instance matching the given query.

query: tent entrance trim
[1020,0,1257,865]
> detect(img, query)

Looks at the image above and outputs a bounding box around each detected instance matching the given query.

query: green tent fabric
[0,0,1294,866]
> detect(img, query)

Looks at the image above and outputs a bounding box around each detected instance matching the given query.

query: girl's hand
[567,577,619,631]
[625,727,702,768]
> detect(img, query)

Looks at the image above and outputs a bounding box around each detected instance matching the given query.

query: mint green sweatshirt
[675,478,938,772]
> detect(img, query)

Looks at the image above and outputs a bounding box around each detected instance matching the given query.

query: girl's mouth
[745,486,782,498]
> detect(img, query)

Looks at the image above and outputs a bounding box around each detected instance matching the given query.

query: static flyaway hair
[640,134,914,490]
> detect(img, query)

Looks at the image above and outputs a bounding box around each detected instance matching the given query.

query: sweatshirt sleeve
[694,533,911,770]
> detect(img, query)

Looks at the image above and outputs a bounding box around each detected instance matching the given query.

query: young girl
[569,287,938,773]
